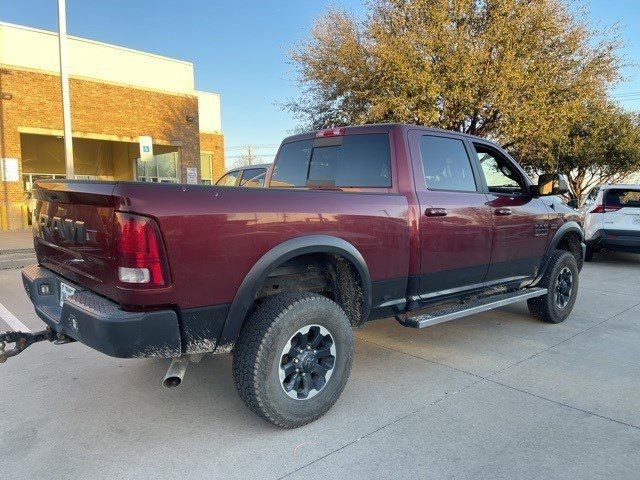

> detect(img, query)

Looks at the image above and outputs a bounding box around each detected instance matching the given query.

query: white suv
[580,184,640,261]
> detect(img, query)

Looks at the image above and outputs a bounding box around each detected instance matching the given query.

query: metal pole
[57,0,74,178]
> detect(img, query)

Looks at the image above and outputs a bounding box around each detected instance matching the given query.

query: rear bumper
[586,229,640,253]
[21,265,182,358]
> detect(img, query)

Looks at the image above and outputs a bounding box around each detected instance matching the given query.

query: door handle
[425,208,448,217]
[494,207,512,216]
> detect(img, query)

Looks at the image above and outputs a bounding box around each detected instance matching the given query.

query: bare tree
[232,145,261,168]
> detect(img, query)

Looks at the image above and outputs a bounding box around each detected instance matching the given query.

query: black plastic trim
[587,229,640,252]
[602,229,640,238]
[180,304,231,354]
[21,265,181,358]
[217,235,372,348]
[419,264,490,295]
[532,221,584,286]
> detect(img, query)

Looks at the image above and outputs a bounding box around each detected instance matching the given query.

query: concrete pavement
[0,253,638,479]
[0,229,34,251]
[0,229,36,269]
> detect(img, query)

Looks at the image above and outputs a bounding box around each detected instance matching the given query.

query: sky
[1,0,639,166]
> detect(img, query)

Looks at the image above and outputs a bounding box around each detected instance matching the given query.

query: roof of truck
[280,123,501,147]
[224,163,271,174]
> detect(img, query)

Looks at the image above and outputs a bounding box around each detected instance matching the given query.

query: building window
[22,173,67,192]
[200,153,213,185]
[136,152,180,183]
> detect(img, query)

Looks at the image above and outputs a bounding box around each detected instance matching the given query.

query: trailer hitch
[0,328,72,363]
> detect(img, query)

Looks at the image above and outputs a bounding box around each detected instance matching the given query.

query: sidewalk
[0,229,36,269]
[0,229,34,253]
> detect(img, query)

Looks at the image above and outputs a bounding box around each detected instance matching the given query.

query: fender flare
[532,221,584,285]
[216,235,372,347]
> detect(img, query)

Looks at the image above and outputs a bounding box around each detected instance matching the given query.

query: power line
[225,144,279,151]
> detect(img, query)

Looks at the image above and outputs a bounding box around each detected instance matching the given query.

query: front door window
[477,149,525,195]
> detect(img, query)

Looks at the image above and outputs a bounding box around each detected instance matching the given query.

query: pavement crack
[484,299,640,381]
[277,377,485,479]
[487,379,640,431]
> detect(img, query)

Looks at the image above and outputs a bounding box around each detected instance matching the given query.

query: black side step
[397,288,547,329]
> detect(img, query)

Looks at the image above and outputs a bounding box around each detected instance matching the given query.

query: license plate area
[59,282,77,307]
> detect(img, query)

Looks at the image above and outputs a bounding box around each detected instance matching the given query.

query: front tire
[528,250,579,324]
[232,291,354,428]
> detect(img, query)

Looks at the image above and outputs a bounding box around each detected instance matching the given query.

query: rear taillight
[590,205,621,213]
[114,212,169,287]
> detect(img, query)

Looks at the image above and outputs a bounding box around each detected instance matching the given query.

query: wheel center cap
[301,353,317,371]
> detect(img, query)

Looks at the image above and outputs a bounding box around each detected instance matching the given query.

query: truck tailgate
[32,181,119,300]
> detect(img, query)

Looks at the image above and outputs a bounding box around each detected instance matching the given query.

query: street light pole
[57,0,74,178]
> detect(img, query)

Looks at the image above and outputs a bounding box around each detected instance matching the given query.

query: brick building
[0,22,224,230]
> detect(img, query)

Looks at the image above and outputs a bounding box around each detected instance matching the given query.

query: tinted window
[271,135,391,188]
[216,170,239,186]
[475,146,524,195]
[420,136,477,192]
[307,134,391,187]
[240,168,267,187]
[606,189,640,207]
[271,140,313,187]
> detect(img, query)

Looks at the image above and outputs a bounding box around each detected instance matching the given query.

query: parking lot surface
[1,253,639,479]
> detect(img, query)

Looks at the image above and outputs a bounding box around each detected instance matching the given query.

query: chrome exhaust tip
[162,356,189,389]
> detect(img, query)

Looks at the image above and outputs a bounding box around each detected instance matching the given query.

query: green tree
[286,0,624,175]
[543,102,640,202]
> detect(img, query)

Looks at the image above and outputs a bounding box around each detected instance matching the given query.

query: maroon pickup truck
[3,124,584,427]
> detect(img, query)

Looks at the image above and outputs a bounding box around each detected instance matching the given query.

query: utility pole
[58,0,74,178]
[247,145,253,166]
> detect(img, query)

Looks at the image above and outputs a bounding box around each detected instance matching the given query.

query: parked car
[579,184,640,261]
[4,124,585,428]
[215,164,270,187]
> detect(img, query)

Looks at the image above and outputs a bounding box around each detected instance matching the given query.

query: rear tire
[528,250,579,324]
[232,291,354,428]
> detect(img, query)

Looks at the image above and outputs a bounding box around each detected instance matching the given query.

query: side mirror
[567,199,579,209]
[535,173,569,196]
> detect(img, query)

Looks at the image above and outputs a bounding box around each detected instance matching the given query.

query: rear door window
[606,189,640,208]
[419,136,477,192]
[270,134,391,188]
[239,168,267,187]
[216,171,240,186]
